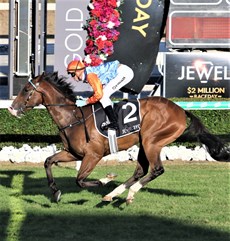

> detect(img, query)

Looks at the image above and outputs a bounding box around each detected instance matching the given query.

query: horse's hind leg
[125,109,187,203]
[102,143,149,202]
[126,146,164,204]
[44,150,77,202]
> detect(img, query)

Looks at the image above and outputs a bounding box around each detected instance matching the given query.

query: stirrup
[108,129,118,153]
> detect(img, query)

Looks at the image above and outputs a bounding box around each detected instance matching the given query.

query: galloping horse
[8,72,229,203]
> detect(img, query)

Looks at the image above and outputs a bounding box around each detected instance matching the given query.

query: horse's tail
[185,110,230,162]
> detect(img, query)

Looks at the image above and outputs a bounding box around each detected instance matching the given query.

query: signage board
[109,0,167,94]
[164,52,230,98]
[54,0,90,91]
[166,0,230,48]
[54,0,167,94]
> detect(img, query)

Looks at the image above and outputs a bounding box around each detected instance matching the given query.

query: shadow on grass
[0,210,229,241]
[0,170,229,241]
[0,170,35,188]
[0,170,197,200]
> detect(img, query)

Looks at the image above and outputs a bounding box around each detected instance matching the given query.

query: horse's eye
[24,88,29,93]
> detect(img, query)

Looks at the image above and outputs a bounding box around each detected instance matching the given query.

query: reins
[78,107,90,143]
[44,103,76,107]
[26,78,97,143]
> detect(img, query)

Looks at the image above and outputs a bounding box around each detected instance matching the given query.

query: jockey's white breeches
[100,64,134,108]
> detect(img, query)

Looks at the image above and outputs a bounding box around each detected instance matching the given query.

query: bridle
[26,77,93,141]
[26,78,77,109]
[24,78,45,109]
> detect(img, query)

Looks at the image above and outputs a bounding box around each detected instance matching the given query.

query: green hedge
[169,98,230,135]
[0,99,229,148]
[0,109,58,135]
[0,109,61,148]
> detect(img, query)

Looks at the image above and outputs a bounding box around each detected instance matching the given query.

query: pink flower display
[83,0,122,66]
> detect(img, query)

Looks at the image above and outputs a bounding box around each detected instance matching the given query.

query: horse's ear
[37,71,45,80]
[53,71,58,77]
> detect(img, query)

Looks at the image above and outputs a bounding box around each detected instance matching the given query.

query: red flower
[89,54,103,66]
[84,0,123,66]
[89,19,98,27]
[95,38,105,50]
[107,0,117,8]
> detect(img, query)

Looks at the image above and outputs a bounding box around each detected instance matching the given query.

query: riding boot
[104,105,119,131]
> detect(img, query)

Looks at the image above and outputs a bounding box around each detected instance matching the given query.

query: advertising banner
[109,0,166,94]
[54,0,167,94]
[164,52,230,98]
[54,0,91,91]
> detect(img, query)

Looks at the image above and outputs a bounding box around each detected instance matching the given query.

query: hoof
[102,195,113,202]
[54,190,61,202]
[106,173,118,180]
[126,198,134,205]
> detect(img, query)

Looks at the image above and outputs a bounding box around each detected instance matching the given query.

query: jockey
[67,60,134,131]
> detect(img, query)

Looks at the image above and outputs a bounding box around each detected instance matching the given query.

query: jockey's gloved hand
[76,95,86,100]
[76,99,87,107]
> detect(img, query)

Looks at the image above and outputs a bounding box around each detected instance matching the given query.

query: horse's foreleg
[44,150,77,202]
[99,172,118,186]
[102,145,149,202]
[76,153,103,188]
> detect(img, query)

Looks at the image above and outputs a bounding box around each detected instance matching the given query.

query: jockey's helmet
[67,60,85,77]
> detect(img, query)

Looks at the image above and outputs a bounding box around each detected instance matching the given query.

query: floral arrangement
[83,0,123,66]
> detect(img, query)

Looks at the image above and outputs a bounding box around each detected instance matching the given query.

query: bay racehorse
[8,72,230,203]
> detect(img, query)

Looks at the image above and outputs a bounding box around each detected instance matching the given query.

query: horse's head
[8,74,45,118]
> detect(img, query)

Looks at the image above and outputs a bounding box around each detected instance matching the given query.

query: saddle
[92,99,141,138]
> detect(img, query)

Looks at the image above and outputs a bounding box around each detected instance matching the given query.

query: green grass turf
[0,161,229,241]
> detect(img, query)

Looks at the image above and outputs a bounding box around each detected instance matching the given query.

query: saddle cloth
[92,99,141,138]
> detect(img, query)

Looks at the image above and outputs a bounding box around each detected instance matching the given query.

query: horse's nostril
[8,106,18,117]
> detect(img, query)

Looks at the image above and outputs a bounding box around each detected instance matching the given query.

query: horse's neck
[43,86,78,129]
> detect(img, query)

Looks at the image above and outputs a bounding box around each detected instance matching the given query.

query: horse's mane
[43,72,76,102]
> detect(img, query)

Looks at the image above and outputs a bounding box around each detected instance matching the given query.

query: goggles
[68,72,76,77]
[67,61,85,77]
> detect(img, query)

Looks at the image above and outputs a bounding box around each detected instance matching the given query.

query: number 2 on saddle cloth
[93,99,141,138]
